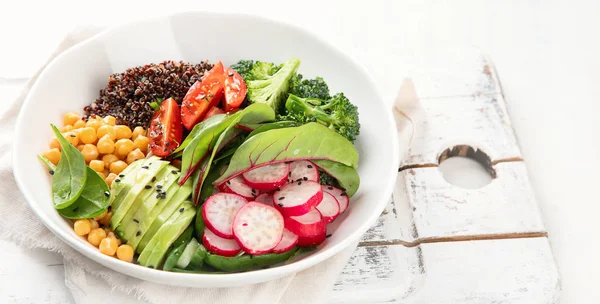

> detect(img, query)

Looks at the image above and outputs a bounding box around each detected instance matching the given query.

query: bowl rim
[12,10,400,286]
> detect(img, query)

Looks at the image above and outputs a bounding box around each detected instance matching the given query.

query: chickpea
[73,219,91,236]
[99,211,112,226]
[85,119,103,131]
[99,237,118,256]
[63,131,79,147]
[131,126,146,141]
[115,139,134,158]
[87,228,107,247]
[63,112,81,126]
[126,149,145,164]
[44,148,61,166]
[60,125,73,133]
[97,125,116,141]
[89,219,99,229]
[81,144,99,163]
[116,244,134,262]
[105,173,118,187]
[133,135,149,153]
[76,144,85,152]
[88,160,104,172]
[79,127,97,144]
[115,125,133,140]
[73,119,86,129]
[103,116,116,126]
[109,160,127,175]
[102,154,119,168]
[96,171,106,180]
[97,135,115,154]
[107,232,122,246]
[50,137,61,151]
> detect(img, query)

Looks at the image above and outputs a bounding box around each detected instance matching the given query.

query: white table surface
[1,1,599,303]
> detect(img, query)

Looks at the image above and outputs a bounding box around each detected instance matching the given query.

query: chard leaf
[312,159,360,197]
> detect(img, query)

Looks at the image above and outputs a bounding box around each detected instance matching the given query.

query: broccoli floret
[283,93,360,142]
[231,58,300,112]
[289,74,331,100]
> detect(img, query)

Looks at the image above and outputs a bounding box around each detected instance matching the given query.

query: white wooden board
[330,48,560,303]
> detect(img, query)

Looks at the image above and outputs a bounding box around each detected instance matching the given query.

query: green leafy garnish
[50,124,87,209]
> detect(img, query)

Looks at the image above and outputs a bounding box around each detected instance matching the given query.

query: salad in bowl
[37,57,361,273]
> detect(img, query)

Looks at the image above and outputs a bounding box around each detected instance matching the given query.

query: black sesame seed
[296,178,302,182]
[297,181,302,186]
[72,207,79,212]
[148,265,154,269]
[303,177,308,181]
[279,197,285,200]
[156,185,162,189]
[171,170,177,174]
[179,207,184,212]
[251,189,256,193]
[307,165,313,168]
[326,234,332,238]
[278,203,284,207]
[136,231,141,236]
[119,174,125,178]
[156,194,161,199]
[145,185,152,189]
[115,179,121,183]
[288,172,291,177]
[69,134,76,137]
[104,191,110,197]
[133,219,139,223]
[228,72,234,77]
[328,186,333,190]
[285,161,291,164]
[49,170,54,175]
[142,166,149,169]
[227,180,231,185]
[152,176,156,182]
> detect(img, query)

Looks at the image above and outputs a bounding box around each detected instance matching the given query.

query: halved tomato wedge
[223,67,247,112]
[149,97,183,157]
[181,62,225,130]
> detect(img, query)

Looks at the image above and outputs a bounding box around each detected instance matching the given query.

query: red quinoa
[84,60,213,128]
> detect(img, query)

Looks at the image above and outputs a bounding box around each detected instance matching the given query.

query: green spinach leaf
[50,124,87,209]
[58,167,110,219]
[312,160,360,197]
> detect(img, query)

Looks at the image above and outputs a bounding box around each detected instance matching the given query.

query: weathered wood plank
[331,237,560,304]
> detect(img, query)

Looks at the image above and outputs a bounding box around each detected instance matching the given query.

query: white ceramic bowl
[13,11,399,287]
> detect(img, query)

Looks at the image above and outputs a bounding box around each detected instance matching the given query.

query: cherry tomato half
[181,62,225,130]
[149,97,183,157]
[223,67,247,112]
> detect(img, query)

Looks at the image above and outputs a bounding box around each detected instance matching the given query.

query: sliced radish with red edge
[202,193,247,239]
[297,231,327,247]
[322,185,349,213]
[272,228,298,253]
[255,193,273,206]
[242,163,289,191]
[273,181,323,216]
[284,207,326,237]
[316,192,340,223]
[233,202,284,255]
[202,228,241,257]
[288,160,319,183]
[221,175,258,200]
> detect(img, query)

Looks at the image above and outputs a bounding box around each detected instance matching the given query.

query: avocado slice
[110,158,169,228]
[138,201,196,268]
[108,158,146,207]
[133,180,193,253]
[114,165,179,239]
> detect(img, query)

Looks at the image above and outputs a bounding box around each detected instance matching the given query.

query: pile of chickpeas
[44,112,151,262]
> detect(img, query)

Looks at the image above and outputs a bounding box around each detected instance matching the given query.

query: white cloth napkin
[0,27,358,304]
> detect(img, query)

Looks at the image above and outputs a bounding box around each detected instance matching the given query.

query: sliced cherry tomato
[181,62,225,130]
[149,97,183,157]
[203,107,225,121]
[223,67,247,112]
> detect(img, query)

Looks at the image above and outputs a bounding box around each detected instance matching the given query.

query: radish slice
[221,175,259,200]
[233,202,285,255]
[322,185,349,213]
[255,193,273,206]
[316,192,340,223]
[202,228,241,257]
[273,181,323,216]
[297,231,327,247]
[272,228,299,253]
[202,193,247,239]
[284,208,326,237]
[288,160,319,183]
[242,163,289,191]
